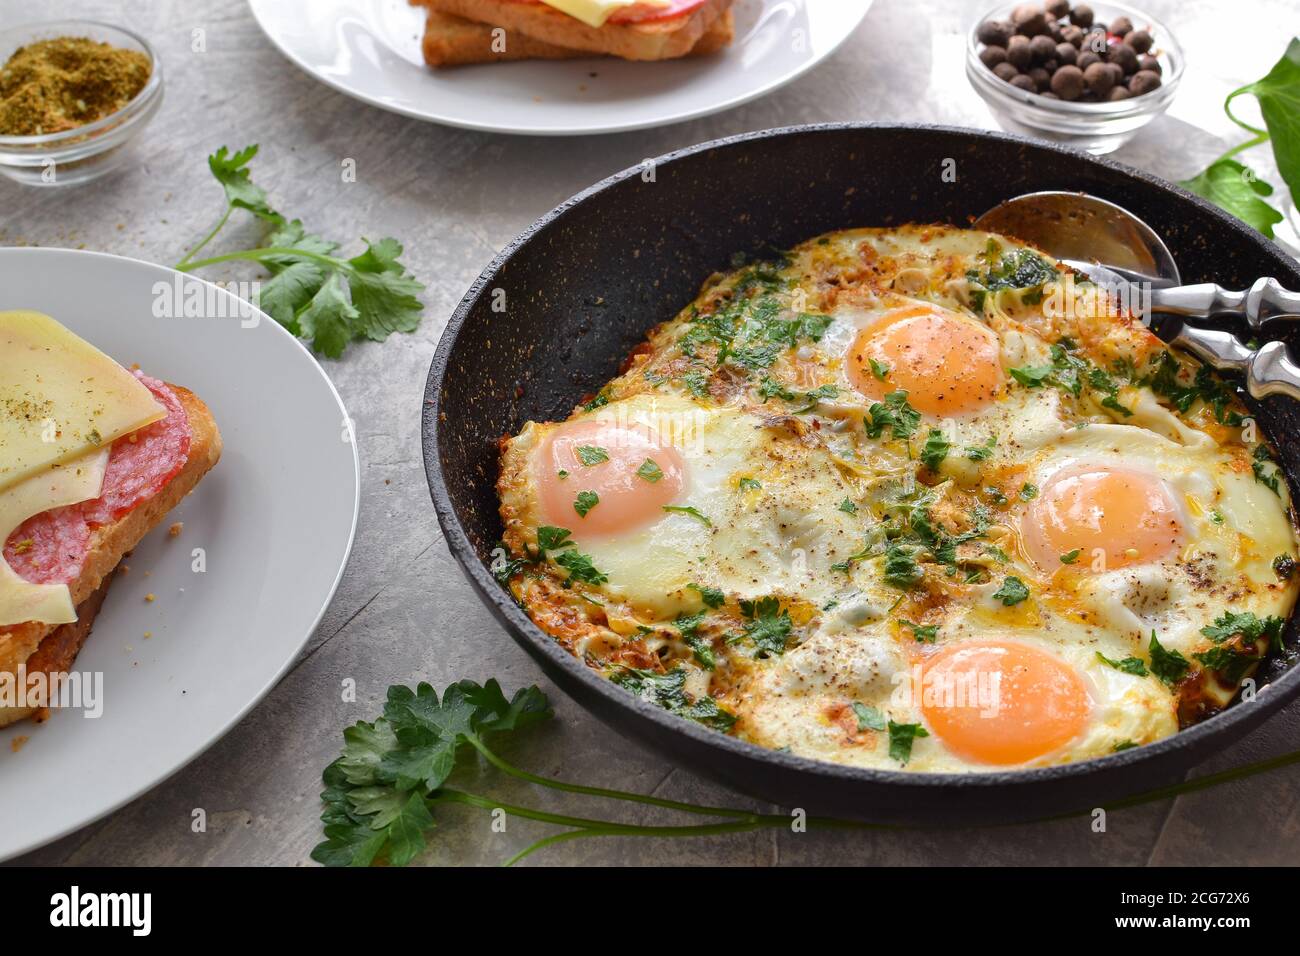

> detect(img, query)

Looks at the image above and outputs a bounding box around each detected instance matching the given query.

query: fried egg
[496,224,1300,773]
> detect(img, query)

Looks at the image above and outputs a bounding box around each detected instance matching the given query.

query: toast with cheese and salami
[0,311,221,728]
[420,8,733,66]
[413,0,734,62]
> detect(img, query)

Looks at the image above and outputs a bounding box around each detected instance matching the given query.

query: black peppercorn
[1045,0,1069,17]
[1028,66,1052,90]
[1069,4,1094,28]
[1108,86,1131,100]
[1109,15,1133,36]
[1061,24,1084,47]
[1010,73,1038,92]
[1077,50,1101,70]
[1138,53,1161,74]
[1055,42,1077,65]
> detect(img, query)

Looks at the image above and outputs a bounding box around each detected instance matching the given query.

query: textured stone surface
[3,0,1298,866]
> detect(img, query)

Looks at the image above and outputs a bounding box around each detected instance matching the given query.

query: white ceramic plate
[246,0,873,135]
[0,249,359,860]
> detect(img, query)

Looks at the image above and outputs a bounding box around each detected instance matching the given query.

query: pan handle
[1171,326,1300,402]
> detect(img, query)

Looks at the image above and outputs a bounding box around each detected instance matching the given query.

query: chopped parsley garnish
[1113,740,1138,752]
[1194,645,1262,684]
[1060,549,1081,564]
[575,445,609,466]
[739,596,793,657]
[1253,444,1282,495]
[1148,631,1191,685]
[536,526,573,553]
[838,498,859,515]
[898,619,938,642]
[884,543,925,589]
[573,491,599,517]
[1096,652,1149,677]
[887,720,930,764]
[1201,611,1285,654]
[663,505,712,527]
[992,576,1029,606]
[965,437,997,461]
[582,392,610,412]
[966,245,1057,311]
[688,583,726,608]
[1009,364,1054,388]
[869,358,890,381]
[920,429,950,472]
[611,668,736,732]
[1019,483,1038,501]
[683,369,710,398]
[553,549,608,586]
[1147,352,1242,424]
[636,459,664,482]
[557,469,569,479]
[738,477,762,491]
[865,390,921,440]
[851,702,887,732]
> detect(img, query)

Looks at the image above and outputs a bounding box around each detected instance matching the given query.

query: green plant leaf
[1180,158,1284,237]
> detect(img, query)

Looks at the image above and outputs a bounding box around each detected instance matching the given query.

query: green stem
[174,245,343,274]
[177,205,234,268]
[1213,130,1272,165]
[467,736,757,819]
[1224,86,1268,137]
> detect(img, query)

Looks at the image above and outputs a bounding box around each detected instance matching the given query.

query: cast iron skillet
[423,124,1300,825]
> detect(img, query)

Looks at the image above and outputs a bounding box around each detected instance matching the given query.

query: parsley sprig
[314,677,1300,866]
[175,145,426,358]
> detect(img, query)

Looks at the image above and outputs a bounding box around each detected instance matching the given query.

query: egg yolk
[1023,464,1184,571]
[920,640,1091,765]
[847,305,1003,416]
[537,419,686,537]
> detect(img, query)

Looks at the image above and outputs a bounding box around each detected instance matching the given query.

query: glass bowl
[0,20,164,187]
[966,1,1182,155]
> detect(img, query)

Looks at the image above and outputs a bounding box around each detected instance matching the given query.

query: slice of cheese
[0,449,109,627]
[0,310,164,496]
[538,0,671,28]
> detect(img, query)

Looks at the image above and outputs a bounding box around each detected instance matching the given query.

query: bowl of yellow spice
[0,21,163,186]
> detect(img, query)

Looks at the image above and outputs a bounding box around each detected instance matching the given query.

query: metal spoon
[973,191,1300,401]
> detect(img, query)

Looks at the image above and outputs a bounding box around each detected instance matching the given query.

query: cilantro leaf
[1148,631,1191,685]
[576,445,609,466]
[921,428,950,472]
[612,668,736,731]
[1096,652,1149,677]
[663,505,712,527]
[865,391,922,440]
[992,576,1029,606]
[574,491,599,517]
[887,720,929,764]
[852,702,887,731]
[688,583,725,608]
[739,596,793,657]
[181,145,426,357]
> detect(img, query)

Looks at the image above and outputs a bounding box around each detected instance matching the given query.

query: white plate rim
[0,247,361,861]
[245,0,873,136]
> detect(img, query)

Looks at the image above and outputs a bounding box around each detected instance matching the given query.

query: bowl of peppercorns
[967,1,1182,155]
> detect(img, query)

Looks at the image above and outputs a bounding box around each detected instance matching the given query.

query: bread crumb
[119,564,130,575]
[11,735,28,753]
[168,522,183,537]
[144,593,155,603]
[143,631,152,639]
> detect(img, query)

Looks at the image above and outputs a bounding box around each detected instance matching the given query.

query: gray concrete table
[6,0,1300,866]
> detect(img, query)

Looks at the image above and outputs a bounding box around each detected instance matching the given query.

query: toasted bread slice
[0,385,222,729]
[421,8,733,66]
[416,0,733,61]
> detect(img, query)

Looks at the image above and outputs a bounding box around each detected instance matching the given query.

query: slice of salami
[5,374,191,587]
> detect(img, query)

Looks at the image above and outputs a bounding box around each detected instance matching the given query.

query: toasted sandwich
[421,8,734,66]
[0,310,221,728]
[413,0,735,62]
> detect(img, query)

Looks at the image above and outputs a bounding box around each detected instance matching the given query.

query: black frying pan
[422,124,1300,825]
